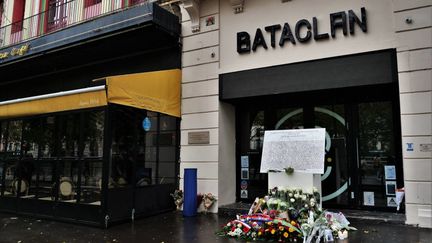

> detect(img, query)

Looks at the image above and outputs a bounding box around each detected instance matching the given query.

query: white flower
[227,228,243,236]
[313,187,318,193]
[304,204,309,208]
[302,195,307,200]
[294,194,300,199]
[331,224,338,231]
[288,193,293,197]
[237,223,242,228]
[310,198,316,203]
[310,202,315,207]
[227,222,231,227]
[290,198,295,203]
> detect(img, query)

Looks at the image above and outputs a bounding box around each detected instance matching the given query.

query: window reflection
[83,111,104,158]
[22,118,41,159]
[249,111,264,150]
[0,122,7,155]
[36,161,55,200]
[7,120,22,157]
[359,102,396,208]
[3,121,22,197]
[0,105,180,204]
[0,162,3,196]
[59,114,80,157]
[158,115,177,184]
[110,107,135,187]
[58,160,79,203]
[4,161,17,197]
[40,117,55,158]
[0,122,6,196]
[135,111,158,186]
[16,159,36,198]
[80,160,102,205]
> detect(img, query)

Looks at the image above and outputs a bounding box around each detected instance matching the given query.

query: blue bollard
[183,168,197,217]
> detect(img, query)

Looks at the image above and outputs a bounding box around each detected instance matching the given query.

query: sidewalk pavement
[0,211,431,243]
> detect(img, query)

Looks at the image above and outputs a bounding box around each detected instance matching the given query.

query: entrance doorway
[236,85,403,211]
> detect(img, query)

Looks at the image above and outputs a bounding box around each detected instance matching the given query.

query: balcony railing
[0,0,150,48]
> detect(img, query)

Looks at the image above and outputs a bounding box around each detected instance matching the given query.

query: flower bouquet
[202,193,217,213]
[170,189,183,210]
[217,186,356,242]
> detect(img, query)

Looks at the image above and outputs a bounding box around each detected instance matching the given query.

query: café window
[0,105,179,214]
[0,121,6,196]
[58,113,80,158]
[110,106,135,187]
[158,115,177,184]
[83,111,104,158]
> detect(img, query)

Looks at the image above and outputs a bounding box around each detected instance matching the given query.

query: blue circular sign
[142,117,151,131]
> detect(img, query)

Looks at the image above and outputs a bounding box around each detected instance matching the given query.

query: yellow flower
[279,226,284,231]
[284,232,289,238]
[271,229,276,235]
[258,232,262,236]
[291,221,296,225]
[289,227,295,233]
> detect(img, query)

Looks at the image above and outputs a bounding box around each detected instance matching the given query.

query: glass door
[357,101,399,209]
[274,105,350,207]
[235,99,402,210]
[237,110,267,201]
[313,105,350,207]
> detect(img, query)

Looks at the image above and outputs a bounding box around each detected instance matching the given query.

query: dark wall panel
[0,46,180,101]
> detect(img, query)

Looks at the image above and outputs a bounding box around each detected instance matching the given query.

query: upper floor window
[0,0,4,27]
[84,0,102,8]
[84,0,102,20]
[46,0,68,32]
[130,0,147,6]
[12,0,26,33]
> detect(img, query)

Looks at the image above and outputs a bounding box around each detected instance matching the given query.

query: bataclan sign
[237,7,367,54]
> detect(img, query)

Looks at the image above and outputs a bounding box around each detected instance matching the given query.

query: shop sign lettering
[0,44,30,60]
[237,8,367,54]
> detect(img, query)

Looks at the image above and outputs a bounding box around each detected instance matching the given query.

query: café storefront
[0,2,182,227]
[0,70,181,227]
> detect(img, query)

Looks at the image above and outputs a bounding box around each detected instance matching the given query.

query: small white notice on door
[363,191,375,206]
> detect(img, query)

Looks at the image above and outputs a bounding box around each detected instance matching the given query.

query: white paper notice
[260,128,326,174]
[363,191,375,206]
[384,165,396,180]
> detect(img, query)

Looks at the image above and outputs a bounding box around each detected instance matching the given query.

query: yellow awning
[106,69,181,117]
[0,89,107,119]
[0,69,181,119]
